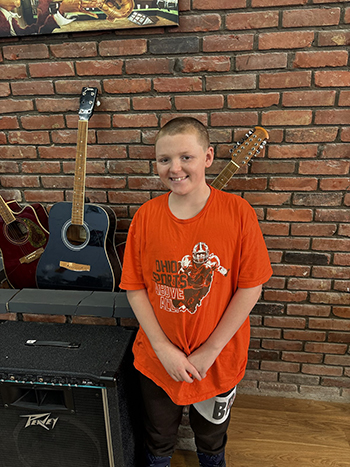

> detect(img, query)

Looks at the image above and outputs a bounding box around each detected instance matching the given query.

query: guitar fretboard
[0,196,16,225]
[211,159,241,190]
[71,120,88,226]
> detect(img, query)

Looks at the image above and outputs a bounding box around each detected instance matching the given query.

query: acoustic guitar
[0,196,49,289]
[36,87,121,292]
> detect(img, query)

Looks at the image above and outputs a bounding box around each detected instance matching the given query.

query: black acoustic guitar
[36,87,121,291]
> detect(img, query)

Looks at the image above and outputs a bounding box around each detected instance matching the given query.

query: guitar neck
[0,196,16,224]
[211,159,241,190]
[71,120,88,226]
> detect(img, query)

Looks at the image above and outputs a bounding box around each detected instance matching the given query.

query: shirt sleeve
[237,205,273,288]
[119,211,146,290]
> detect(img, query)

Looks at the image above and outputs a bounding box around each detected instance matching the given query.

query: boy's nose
[170,159,182,172]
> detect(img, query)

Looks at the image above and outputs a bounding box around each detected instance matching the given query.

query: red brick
[318,30,350,47]
[312,238,350,252]
[320,178,350,191]
[260,71,311,89]
[228,92,279,108]
[236,52,287,71]
[175,95,224,110]
[264,290,308,302]
[284,330,326,342]
[0,64,27,80]
[180,56,231,73]
[282,90,336,107]
[252,0,308,5]
[0,161,18,173]
[285,127,338,143]
[22,162,60,174]
[203,34,254,52]
[35,98,77,113]
[3,44,49,60]
[171,13,221,32]
[259,31,314,50]
[97,130,141,144]
[287,304,330,317]
[321,144,350,159]
[282,352,323,364]
[108,191,150,204]
[1,99,34,114]
[153,77,202,93]
[283,8,340,27]
[98,97,130,112]
[108,161,150,175]
[310,292,350,306]
[315,209,349,223]
[207,74,256,91]
[1,175,39,187]
[288,278,331,291]
[55,80,101,95]
[302,364,343,377]
[0,116,18,129]
[262,110,312,126]
[99,39,147,56]
[20,115,65,130]
[267,208,313,222]
[313,266,350,280]
[341,128,350,142]
[11,81,54,96]
[29,62,75,78]
[315,109,350,125]
[193,0,245,8]
[315,71,350,87]
[244,193,290,206]
[112,113,158,128]
[126,58,175,75]
[339,90,350,106]
[133,96,172,111]
[0,146,37,159]
[227,11,279,30]
[76,60,123,76]
[50,42,97,58]
[291,223,337,237]
[293,50,347,68]
[333,307,350,319]
[299,160,350,175]
[8,131,50,145]
[269,177,318,191]
[0,83,10,97]
[268,144,318,159]
[210,112,258,127]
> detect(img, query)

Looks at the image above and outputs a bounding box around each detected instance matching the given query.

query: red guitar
[0,196,49,289]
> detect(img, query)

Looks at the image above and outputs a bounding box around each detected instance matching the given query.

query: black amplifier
[0,320,142,467]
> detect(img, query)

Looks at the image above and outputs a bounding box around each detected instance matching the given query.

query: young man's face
[155,131,214,198]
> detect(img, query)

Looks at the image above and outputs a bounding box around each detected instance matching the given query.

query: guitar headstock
[78,87,98,121]
[211,126,269,190]
[231,126,269,167]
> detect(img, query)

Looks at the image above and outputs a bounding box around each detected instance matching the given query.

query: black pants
[139,373,231,458]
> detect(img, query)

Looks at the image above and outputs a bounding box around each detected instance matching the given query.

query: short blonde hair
[155,117,210,150]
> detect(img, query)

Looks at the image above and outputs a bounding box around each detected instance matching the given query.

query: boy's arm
[188,285,262,379]
[126,289,202,383]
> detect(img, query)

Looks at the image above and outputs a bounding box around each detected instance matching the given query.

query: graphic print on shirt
[153,242,229,314]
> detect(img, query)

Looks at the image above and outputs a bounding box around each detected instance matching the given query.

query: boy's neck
[168,185,211,220]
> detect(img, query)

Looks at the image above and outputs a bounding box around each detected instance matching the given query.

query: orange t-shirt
[120,187,272,405]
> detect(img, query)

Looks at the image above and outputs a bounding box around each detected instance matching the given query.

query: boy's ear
[205,146,214,168]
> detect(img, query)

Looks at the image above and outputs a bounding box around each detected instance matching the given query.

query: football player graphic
[172,242,229,314]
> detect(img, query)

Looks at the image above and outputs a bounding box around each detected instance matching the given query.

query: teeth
[171,176,187,181]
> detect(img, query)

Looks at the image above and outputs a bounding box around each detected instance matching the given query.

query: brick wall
[0,0,349,403]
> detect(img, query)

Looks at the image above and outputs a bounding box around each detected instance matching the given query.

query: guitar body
[8,200,49,231]
[36,202,121,292]
[0,204,49,289]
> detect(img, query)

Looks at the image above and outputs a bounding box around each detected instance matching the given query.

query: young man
[120,117,272,467]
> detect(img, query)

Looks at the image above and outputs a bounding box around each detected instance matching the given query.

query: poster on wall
[0,0,179,37]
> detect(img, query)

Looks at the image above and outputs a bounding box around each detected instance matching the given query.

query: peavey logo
[21,413,59,430]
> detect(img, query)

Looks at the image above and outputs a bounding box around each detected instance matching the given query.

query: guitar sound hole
[5,220,29,244]
[66,224,87,246]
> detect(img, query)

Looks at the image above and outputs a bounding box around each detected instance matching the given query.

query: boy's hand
[188,343,221,379]
[155,342,202,384]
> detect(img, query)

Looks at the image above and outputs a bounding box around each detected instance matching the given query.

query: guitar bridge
[60,261,91,272]
[19,247,45,264]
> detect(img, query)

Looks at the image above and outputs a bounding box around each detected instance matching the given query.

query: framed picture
[0,0,179,37]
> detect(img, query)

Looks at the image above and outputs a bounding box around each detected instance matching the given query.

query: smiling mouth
[170,176,188,182]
